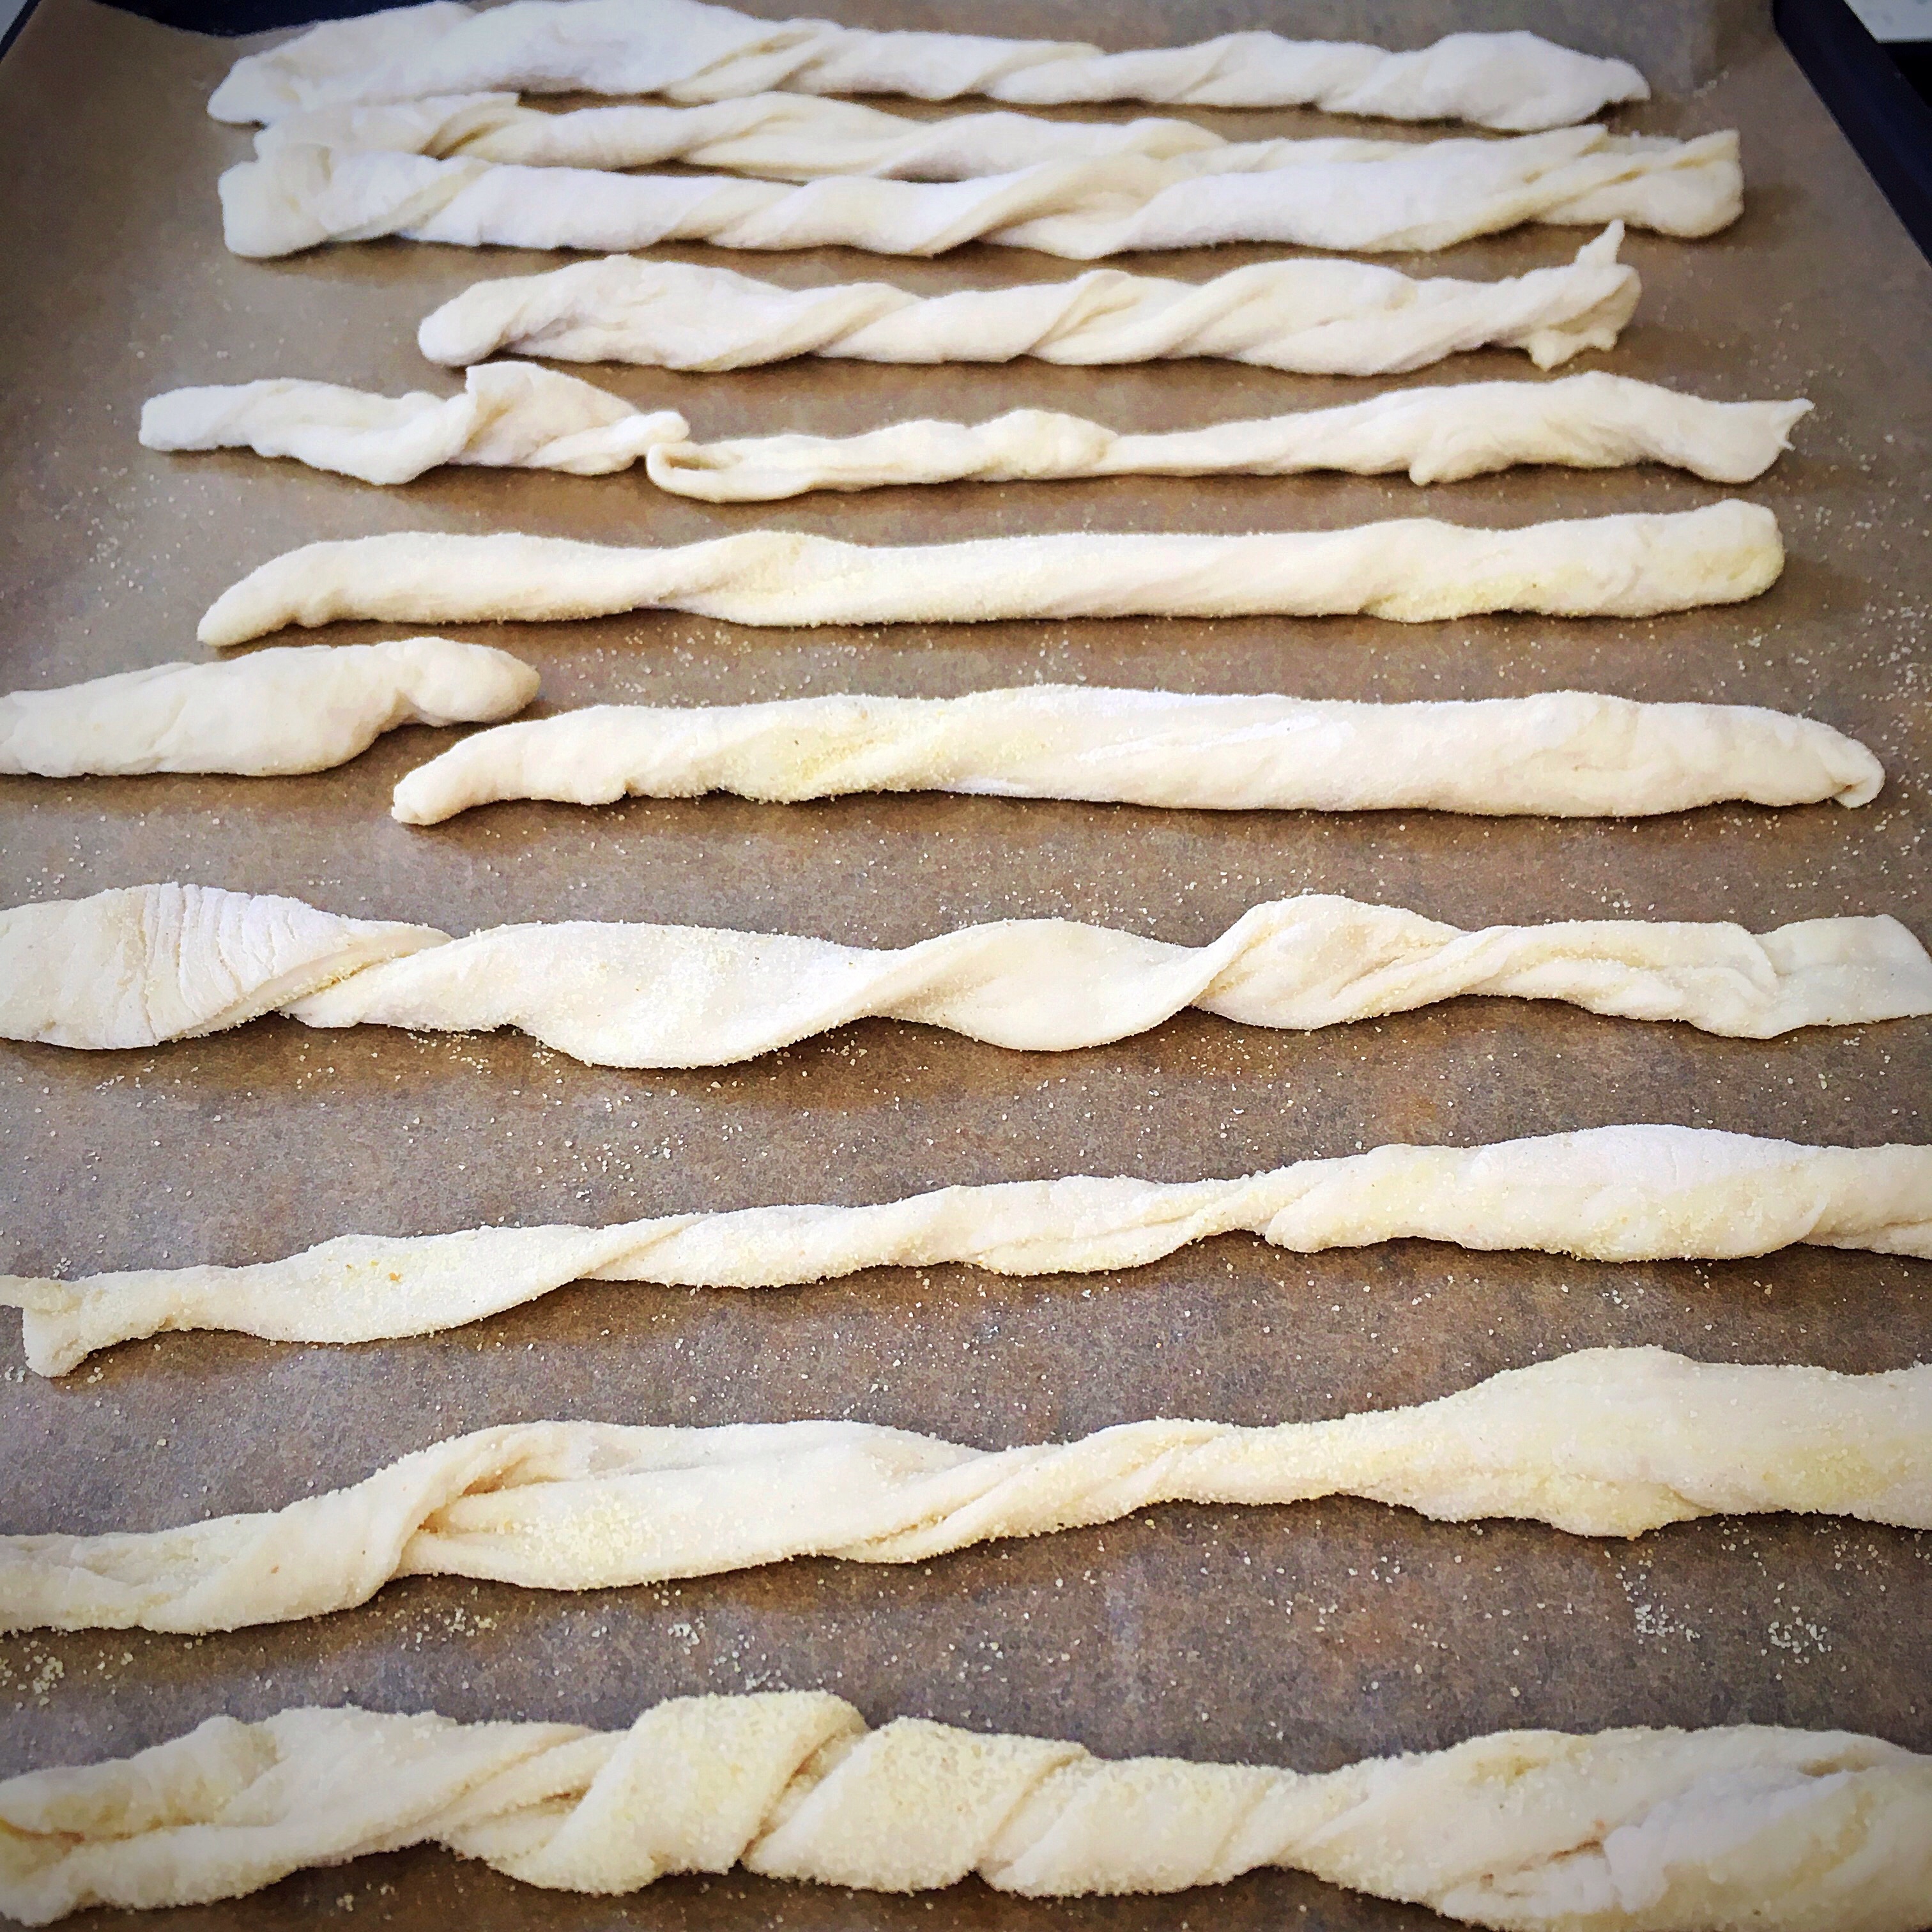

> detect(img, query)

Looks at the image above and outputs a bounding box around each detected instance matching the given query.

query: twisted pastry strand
[6,1128,1926,1377]
[2,1350,1926,1635]
[207,0,1649,132]
[196,504,1784,649]
[417,230,1641,374]
[390,685,1879,825]
[5,1696,1928,1929]
[220,134,1736,261]
[145,370,1810,494]
[246,97,1735,236]
[8,884,1927,1065]
[0,640,535,778]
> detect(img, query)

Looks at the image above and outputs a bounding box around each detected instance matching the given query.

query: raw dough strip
[141,363,686,488]
[6,1129,1926,1379]
[0,640,537,779]
[4,884,1929,1064]
[208,0,1650,133]
[2,1349,1926,1637]
[391,686,1880,826]
[220,135,1738,261]
[252,96,1735,232]
[146,371,1811,493]
[5,1698,1928,1931]
[197,503,1785,650]
[418,229,1640,374]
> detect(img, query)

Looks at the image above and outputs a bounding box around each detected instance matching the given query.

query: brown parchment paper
[1,2,1928,1926]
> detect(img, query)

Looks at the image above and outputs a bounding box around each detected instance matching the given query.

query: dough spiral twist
[7,884,1927,1064]
[144,369,1809,494]
[7,1128,1926,1377]
[195,503,1784,650]
[219,133,1735,261]
[416,229,1641,374]
[0,640,535,778]
[207,0,1649,133]
[2,1350,1926,1635]
[4,1696,1927,1928]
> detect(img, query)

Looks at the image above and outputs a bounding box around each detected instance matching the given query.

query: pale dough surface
[0,639,535,778]
[390,684,1878,825]
[5,1128,1926,1377]
[7,884,1929,1065]
[3,1696,1928,1930]
[218,132,1738,260]
[417,227,1640,374]
[207,0,1649,132]
[195,503,1786,648]
[1,1351,1926,1636]
[146,370,1810,493]
[141,363,687,486]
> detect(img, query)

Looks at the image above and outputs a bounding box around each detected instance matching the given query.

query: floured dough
[195,503,1784,648]
[417,228,1640,375]
[1,1351,1924,1635]
[141,364,686,487]
[4,1697,1927,1930]
[207,0,1649,133]
[389,685,1878,826]
[148,371,1809,494]
[245,98,1738,234]
[4,884,1928,1064]
[0,640,535,778]
[6,1128,1926,1376]
[219,134,1737,261]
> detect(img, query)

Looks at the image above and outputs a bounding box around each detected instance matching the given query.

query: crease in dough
[388,685,1880,827]
[6,885,1928,1066]
[5,1127,1926,1377]
[416,227,1642,376]
[195,502,1786,650]
[245,96,1739,234]
[5,1696,1928,1929]
[140,363,687,487]
[219,132,1737,261]
[207,0,1650,133]
[0,640,537,779]
[144,369,1811,493]
[1,1350,1926,1636]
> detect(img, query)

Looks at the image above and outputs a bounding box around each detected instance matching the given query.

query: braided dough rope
[207,0,1649,132]
[220,133,1738,261]
[6,1698,1929,1930]
[3,1349,1927,1635]
[248,95,1737,234]
[9,884,1929,1063]
[196,504,1784,650]
[7,1128,1927,1378]
[0,640,535,779]
[391,686,1881,826]
[417,229,1641,374]
[146,370,1811,494]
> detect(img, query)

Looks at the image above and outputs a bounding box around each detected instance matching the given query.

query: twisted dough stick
[207,0,1649,132]
[220,134,1737,261]
[417,229,1641,374]
[196,504,1784,650]
[3,1350,1926,1634]
[6,1698,1928,1930]
[0,640,535,779]
[391,686,1881,826]
[7,1128,1926,1377]
[250,94,1735,232]
[146,370,1811,494]
[8,884,1928,1062]
[141,362,686,487]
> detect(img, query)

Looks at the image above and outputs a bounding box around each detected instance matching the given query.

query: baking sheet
[1,1,1928,1926]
